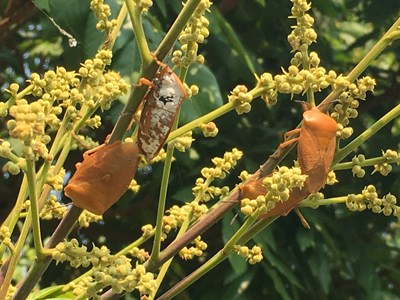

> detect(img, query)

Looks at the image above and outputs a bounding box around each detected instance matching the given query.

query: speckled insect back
[138,65,186,161]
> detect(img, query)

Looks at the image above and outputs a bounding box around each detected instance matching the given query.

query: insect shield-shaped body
[243,105,337,220]
[64,141,139,215]
[138,66,186,161]
[298,106,337,193]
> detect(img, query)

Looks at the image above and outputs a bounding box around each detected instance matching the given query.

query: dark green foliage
[1,0,399,299]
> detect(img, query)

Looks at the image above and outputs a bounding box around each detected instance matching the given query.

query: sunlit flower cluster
[54,239,156,297]
[179,236,207,260]
[171,131,194,152]
[134,0,153,14]
[235,245,263,265]
[372,149,400,176]
[90,0,117,31]
[240,166,307,216]
[228,85,253,114]
[172,0,211,68]
[200,122,219,137]
[40,195,68,220]
[287,0,316,51]
[346,185,400,217]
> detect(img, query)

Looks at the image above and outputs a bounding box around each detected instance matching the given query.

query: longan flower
[200,122,218,137]
[129,247,149,262]
[171,131,194,152]
[326,170,338,185]
[179,236,207,260]
[8,99,46,143]
[346,186,400,217]
[174,0,211,68]
[287,0,315,51]
[228,85,253,114]
[45,166,65,191]
[78,210,103,228]
[234,245,263,264]
[134,0,153,14]
[40,195,67,220]
[90,0,117,32]
[141,224,155,238]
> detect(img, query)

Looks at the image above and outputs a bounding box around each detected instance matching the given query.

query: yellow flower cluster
[1,49,128,178]
[347,185,400,217]
[172,0,211,68]
[128,178,141,193]
[274,65,337,97]
[45,166,65,191]
[40,195,68,220]
[163,205,191,234]
[134,0,153,14]
[7,100,47,144]
[141,224,155,238]
[79,51,128,111]
[0,226,14,252]
[53,239,156,297]
[171,131,194,152]
[200,122,219,137]
[287,0,316,51]
[129,247,150,262]
[235,245,263,265]
[78,210,103,228]
[372,149,400,176]
[303,192,325,209]
[228,85,253,114]
[326,170,338,185]
[191,149,240,204]
[240,166,307,216]
[200,148,243,180]
[351,154,366,178]
[90,0,117,32]
[179,236,207,260]
[333,76,376,139]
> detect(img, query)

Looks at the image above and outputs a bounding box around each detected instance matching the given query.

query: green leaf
[262,246,303,290]
[222,268,256,300]
[307,251,331,294]
[222,212,248,275]
[180,64,223,124]
[227,251,248,276]
[296,228,315,252]
[253,228,277,252]
[33,0,51,11]
[30,39,64,57]
[264,267,292,300]
[211,9,256,74]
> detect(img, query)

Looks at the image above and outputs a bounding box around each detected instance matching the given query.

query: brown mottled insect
[137,63,186,161]
[64,141,139,215]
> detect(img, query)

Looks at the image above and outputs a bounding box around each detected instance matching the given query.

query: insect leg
[270,129,300,158]
[294,207,310,229]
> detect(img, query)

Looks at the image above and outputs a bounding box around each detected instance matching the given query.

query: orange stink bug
[64,141,139,215]
[137,61,186,161]
[241,103,337,224]
[280,104,337,193]
[241,177,268,200]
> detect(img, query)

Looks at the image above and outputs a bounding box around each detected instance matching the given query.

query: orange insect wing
[260,187,310,219]
[297,107,337,193]
[64,141,139,215]
[241,177,268,199]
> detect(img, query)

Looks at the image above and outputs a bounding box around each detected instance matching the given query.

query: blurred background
[1,0,400,298]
